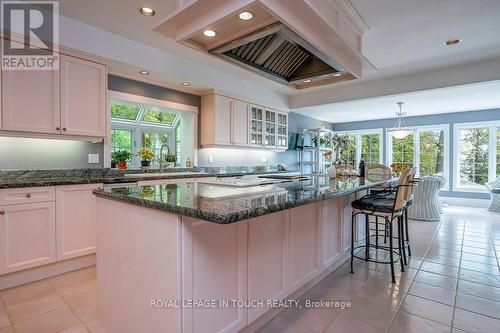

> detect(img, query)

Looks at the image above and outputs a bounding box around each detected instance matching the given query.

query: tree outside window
[392,134,414,170]
[458,128,489,187]
[361,134,380,166]
[419,130,445,176]
[111,129,133,164]
[339,135,356,165]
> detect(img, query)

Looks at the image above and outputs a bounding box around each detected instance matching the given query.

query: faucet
[159,144,170,172]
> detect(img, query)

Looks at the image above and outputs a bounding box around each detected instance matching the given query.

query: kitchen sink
[124,172,208,178]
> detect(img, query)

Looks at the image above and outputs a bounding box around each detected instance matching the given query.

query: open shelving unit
[299,127,334,175]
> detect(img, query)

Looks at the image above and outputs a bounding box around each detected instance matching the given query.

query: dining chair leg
[405,210,412,256]
[388,217,396,283]
[350,211,355,274]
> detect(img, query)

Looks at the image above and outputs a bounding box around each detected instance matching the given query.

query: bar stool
[350,168,413,283]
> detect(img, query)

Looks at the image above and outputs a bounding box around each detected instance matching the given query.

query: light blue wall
[333,108,500,199]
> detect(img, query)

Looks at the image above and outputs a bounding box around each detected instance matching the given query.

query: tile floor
[0,206,499,333]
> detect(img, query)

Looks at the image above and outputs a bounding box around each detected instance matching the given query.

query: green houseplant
[165,154,177,167]
[138,148,155,168]
[111,150,132,170]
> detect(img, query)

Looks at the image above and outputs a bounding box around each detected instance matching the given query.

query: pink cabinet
[232,99,249,146]
[182,217,248,333]
[1,65,60,134]
[247,211,288,322]
[60,55,106,137]
[320,199,342,268]
[56,183,101,260]
[0,202,56,274]
[287,203,321,290]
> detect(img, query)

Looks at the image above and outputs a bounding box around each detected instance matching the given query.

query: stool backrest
[405,168,417,201]
[366,164,392,182]
[394,168,413,211]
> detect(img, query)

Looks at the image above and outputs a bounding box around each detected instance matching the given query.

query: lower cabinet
[0,202,56,274]
[56,183,102,260]
[247,211,288,322]
[181,217,248,333]
[320,199,342,268]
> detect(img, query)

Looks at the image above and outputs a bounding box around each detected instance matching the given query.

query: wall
[0,137,103,170]
[197,112,331,169]
[332,108,500,199]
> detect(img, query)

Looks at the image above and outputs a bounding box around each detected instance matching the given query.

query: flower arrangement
[390,163,408,175]
[138,147,155,161]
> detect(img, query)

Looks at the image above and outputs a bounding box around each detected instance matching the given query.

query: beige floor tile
[408,281,456,306]
[399,294,454,326]
[460,259,499,275]
[461,252,498,265]
[458,279,500,302]
[462,246,496,257]
[420,261,459,278]
[0,302,10,329]
[13,307,80,333]
[389,310,450,333]
[256,315,315,333]
[67,296,97,322]
[357,282,406,308]
[455,293,500,319]
[7,292,66,323]
[48,269,94,290]
[324,312,384,333]
[459,268,500,288]
[343,296,397,330]
[56,280,97,305]
[1,280,54,307]
[453,308,500,333]
[0,326,15,333]
[319,274,366,295]
[84,319,107,333]
[59,324,90,333]
[280,302,340,332]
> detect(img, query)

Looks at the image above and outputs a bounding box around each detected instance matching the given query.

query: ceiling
[292,80,500,123]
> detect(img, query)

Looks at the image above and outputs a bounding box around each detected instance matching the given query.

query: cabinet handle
[0,211,4,215]
[26,193,32,198]
[56,127,60,131]
[63,128,67,131]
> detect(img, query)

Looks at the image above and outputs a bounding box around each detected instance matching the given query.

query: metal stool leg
[365,214,370,260]
[375,216,379,248]
[405,210,412,256]
[350,211,355,274]
[388,217,396,283]
[398,216,406,270]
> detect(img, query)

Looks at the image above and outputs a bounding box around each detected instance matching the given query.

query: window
[334,129,383,167]
[497,127,500,177]
[419,130,445,177]
[361,134,381,166]
[110,99,181,167]
[457,128,489,188]
[391,134,415,170]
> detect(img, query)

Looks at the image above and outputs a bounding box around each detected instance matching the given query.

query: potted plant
[111,150,132,170]
[165,154,177,168]
[138,147,155,168]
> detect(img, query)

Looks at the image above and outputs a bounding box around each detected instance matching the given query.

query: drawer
[0,186,56,206]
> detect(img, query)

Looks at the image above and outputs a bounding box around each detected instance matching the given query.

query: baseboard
[439,197,490,208]
[0,254,96,290]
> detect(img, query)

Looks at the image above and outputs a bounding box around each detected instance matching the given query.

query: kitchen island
[94,176,392,333]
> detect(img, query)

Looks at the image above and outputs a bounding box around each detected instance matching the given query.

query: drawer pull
[26,193,32,198]
[0,211,4,215]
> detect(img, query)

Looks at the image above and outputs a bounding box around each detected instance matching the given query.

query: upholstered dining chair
[486,177,500,212]
[408,176,445,221]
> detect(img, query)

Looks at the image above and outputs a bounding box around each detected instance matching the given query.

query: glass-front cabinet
[265,109,276,147]
[277,112,288,149]
[250,105,264,146]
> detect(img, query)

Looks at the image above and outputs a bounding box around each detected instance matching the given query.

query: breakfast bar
[93,176,392,333]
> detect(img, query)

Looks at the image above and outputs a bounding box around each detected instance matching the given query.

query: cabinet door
[288,203,320,290]
[60,55,106,137]
[320,199,342,268]
[213,94,232,145]
[232,99,249,146]
[0,202,56,274]
[277,112,288,149]
[264,109,277,148]
[2,63,60,134]
[56,183,101,260]
[182,217,247,333]
[250,105,264,147]
[248,211,287,322]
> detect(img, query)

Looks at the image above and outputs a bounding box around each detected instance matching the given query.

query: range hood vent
[210,23,344,86]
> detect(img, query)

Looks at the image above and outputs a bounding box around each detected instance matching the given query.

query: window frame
[333,128,384,167]
[453,120,500,192]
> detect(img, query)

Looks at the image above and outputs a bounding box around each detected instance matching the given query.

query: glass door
[250,105,264,146]
[277,112,288,149]
[265,109,276,147]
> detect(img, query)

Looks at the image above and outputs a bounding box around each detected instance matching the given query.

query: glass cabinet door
[250,106,264,146]
[277,113,288,148]
[265,109,276,147]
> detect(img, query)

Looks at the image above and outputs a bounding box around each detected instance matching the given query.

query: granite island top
[93,176,395,224]
[0,166,289,189]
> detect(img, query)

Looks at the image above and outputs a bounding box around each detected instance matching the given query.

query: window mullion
[489,126,496,181]
[356,134,362,167]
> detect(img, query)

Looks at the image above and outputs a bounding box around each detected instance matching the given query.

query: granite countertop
[93,176,395,224]
[0,167,290,189]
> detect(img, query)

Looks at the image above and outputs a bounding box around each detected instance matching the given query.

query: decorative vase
[117,161,127,170]
[141,160,151,168]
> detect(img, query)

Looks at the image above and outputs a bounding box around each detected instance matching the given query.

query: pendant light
[388,102,412,139]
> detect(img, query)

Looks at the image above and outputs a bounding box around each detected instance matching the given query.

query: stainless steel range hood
[209,23,345,86]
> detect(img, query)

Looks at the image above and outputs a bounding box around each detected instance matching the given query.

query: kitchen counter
[0,167,290,189]
[93,176,394,224]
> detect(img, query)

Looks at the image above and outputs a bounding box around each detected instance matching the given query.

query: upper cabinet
[202,92,287,150]
[60,55,106,137]
[1,49,107,138]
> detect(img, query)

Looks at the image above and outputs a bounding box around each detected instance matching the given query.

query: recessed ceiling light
[238,11,254,21]
[303,79,312,83]
[139,70,149,75]
[333,73,342,77]
[445,38,462,46]
[180,82,190,86]
[203,29,217,37]
[139,7,155,16]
